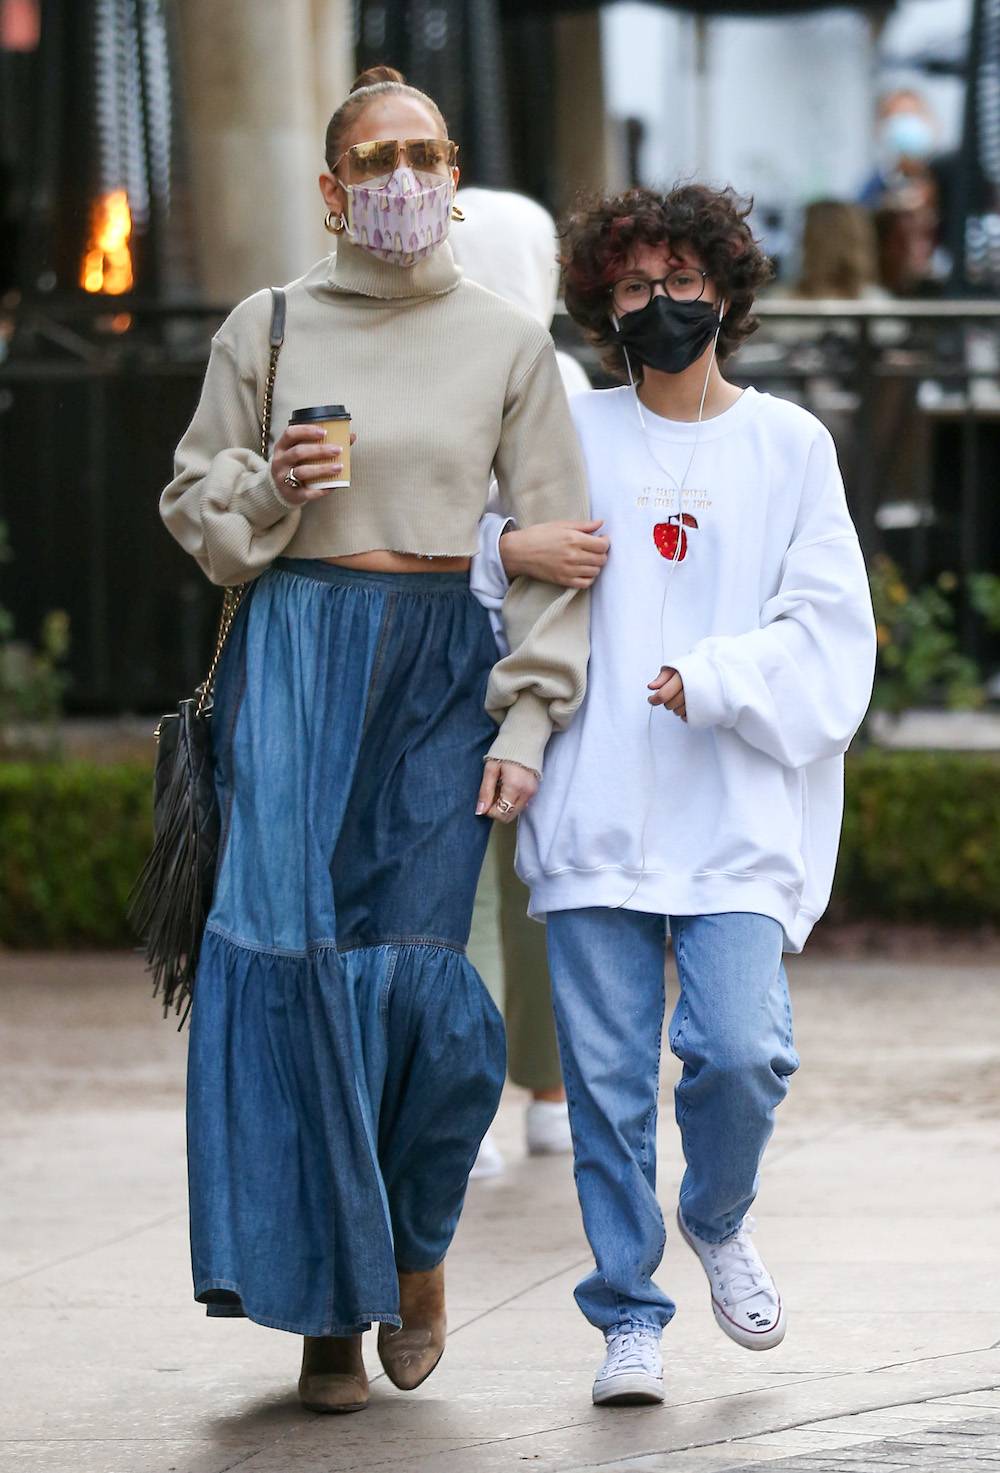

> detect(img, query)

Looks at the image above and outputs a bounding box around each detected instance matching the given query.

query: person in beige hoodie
[159,69,592,1415]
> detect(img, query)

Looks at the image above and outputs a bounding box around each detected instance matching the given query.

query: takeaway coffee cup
[288,404,351,488]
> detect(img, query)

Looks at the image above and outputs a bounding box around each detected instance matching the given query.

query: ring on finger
[496,797,515,815]
[283,469,302,489]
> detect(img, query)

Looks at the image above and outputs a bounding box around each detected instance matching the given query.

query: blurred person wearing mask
[860,87,939,209]
[451,188,609,1176]
[861,89,943,294]
[160,66,592,1415]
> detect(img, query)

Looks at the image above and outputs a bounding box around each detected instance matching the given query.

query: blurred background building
[0,0,998,715]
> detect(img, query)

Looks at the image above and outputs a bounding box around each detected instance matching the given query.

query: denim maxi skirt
[187,559,507,1337]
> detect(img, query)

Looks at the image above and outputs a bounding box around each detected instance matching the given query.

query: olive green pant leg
[467,826,504,1009]
[494,821,563,1095]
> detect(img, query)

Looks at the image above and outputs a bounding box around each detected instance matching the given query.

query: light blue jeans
[546,908,799,1336]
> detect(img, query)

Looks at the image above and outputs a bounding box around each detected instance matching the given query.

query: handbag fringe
[127,701,219,1028]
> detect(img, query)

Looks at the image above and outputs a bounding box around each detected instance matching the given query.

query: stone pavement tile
[561,1456,793,1473]
[0,956,187,1113]
[823,1403,1000,1427]
[640,1428,1000,1473]
[775,1258,1000,1316]
[0,1112,187,1286]
[0,1306,307,1445]
[761,1125,1000,1220]
[595,1450,844,1472]
[760,1215,1000,1267]
[935,1392,1000,1410]
[729,1427,888,1451]
[890,1431,1000,1450]
[0,1440,251,1473]
[706,1415,1000,1473]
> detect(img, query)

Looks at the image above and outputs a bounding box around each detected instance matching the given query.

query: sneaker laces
[601,1330,660,1379]
[706,1218,777,1309]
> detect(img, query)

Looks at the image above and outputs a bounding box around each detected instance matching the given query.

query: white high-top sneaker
[678,1209,786,1350]
[592,1328,664,1406]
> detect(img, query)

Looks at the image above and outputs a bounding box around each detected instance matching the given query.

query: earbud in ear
[610,311,621,334]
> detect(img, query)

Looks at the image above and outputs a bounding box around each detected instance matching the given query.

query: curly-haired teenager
[482,185,876,1404]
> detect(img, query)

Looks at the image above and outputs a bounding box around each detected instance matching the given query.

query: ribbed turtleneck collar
[325,233,463,300]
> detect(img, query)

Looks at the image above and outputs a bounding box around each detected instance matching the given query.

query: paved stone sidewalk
[721,1409,1000,1471]
[1,950,998,1473]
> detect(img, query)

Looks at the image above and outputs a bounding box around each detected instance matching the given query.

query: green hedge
[0,761,153,947]
[836,749,1000,926]
[1,750,999,947]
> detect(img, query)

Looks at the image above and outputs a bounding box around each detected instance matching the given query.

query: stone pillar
[552,12,617,214]
[174,0,353,302]
[309,0,355,253]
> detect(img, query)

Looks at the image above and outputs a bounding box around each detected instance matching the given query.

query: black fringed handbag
[128,288,286,1025]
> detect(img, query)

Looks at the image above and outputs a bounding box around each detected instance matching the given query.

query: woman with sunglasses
[160,66,590,1413]
[509,184,876,1405]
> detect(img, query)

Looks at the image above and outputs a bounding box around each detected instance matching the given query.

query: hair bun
[350,65,406,93]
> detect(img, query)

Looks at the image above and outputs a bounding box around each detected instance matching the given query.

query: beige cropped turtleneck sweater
[160,236,590,774]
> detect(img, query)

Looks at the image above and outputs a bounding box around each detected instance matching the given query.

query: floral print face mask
[343,167,454,268]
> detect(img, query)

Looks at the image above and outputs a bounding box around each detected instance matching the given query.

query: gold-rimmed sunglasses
[333,137,459,183]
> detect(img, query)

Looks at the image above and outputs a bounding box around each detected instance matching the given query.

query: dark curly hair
[561,183,774,379]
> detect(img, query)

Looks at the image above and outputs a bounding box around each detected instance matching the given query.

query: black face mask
[615,295,721,375]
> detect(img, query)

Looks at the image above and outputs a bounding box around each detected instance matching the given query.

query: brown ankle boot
[298,1334,368,1413]
[377,1263,447,1391]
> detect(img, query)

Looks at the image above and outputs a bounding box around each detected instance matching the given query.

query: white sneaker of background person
[472,1099,572,1177]
[470,1129,505,1180]
[525,1098,572,1155]
[592,1327,664,1406]
[678,1210,786,1350]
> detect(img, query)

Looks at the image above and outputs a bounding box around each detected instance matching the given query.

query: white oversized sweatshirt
[509,385,877,951]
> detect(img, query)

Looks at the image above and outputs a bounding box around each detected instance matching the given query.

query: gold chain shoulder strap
[195,287,286,714]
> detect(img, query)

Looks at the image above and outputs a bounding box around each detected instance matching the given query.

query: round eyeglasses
[611,268,708,315]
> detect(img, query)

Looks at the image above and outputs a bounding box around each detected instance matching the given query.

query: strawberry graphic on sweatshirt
[653,513,699,562]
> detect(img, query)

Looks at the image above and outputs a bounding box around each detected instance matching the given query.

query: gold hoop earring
[451,204,465,223]
[324,209,345,235]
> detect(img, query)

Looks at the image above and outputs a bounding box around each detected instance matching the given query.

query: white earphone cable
[610,323,722,912]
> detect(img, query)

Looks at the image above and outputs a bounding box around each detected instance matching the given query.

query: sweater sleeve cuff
[670,650,731,729]
[485,689,553,775]
[235,465,298,528]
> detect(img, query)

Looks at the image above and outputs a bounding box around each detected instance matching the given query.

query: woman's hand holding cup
[271,425,356,506]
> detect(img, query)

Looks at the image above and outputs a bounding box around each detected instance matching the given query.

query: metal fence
[2,297,999,714]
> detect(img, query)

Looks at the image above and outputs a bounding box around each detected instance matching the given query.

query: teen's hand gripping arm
[471,513,609,631]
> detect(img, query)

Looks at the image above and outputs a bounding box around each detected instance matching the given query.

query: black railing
[3,297,1000,713]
